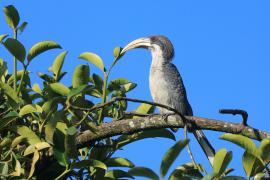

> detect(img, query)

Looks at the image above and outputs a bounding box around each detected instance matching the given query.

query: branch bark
[75,114,270,148]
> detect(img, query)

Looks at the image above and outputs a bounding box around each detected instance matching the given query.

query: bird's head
[121,35,175,61]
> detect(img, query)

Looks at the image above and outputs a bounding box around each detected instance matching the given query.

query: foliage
[0,5,269,179]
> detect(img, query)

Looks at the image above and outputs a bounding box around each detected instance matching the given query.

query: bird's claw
[161,113,176,122]
[161,113,178,132]
[147,113,160,119]
[147,113,175,122]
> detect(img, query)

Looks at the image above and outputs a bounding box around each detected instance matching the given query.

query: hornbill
[121,35,215,165]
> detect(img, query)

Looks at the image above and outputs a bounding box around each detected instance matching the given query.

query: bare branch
[219,109,248,126]
[75,114,270,148]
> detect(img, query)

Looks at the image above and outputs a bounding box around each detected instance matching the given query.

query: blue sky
[1,0,270,177]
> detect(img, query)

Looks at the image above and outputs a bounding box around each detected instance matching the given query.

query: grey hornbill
[121,35,215,166]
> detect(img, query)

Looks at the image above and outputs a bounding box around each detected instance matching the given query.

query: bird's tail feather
[193,130,215,166]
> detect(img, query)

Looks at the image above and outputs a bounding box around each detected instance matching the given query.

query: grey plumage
[121,35,215,166]
[149,63,193,116]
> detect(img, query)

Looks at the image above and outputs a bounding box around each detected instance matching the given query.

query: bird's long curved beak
[121,37,151,54]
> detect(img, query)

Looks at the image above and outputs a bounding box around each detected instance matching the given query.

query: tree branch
[75,114,270,148]
[219,109,248,126]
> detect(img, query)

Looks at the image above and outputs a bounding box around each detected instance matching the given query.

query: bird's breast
[149,68,174,111]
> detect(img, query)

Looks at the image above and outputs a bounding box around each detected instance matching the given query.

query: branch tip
[219,109,248,126]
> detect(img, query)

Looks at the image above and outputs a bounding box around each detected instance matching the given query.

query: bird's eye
[158,42,165,50]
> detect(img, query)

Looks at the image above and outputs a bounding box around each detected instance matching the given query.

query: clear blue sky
[1,0,270,177]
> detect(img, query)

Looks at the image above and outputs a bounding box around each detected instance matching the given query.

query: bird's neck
[150,51,169,68]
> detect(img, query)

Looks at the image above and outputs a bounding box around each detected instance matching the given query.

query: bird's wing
[163,63,193,116]
[166,64,215,166]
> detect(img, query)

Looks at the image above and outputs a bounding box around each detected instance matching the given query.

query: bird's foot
[147,113,175,121]
[147,113,177,132]
[161,113,178,132]
[161,113,176,122]
[147,113,160,119]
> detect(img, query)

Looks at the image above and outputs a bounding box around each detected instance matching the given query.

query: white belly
[149,69,172,113]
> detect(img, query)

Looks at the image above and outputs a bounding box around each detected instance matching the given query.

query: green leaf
[220,134,258,156]
[117,129,175,149]
[169,162,204,179]
[12,125,41,145]
[72,64,90,88]
[57,71,67,82]
[32,141,51,150]
[0,162,9,176]
[123,82,137,92]
[201,173,216,180]
[54,150,69,167]
[53,129,69,166]
[45,111,62,143]
[108,78,130,89]
[37,72,55,83]
[86,88,102,98]
[7,70,29,85]
[65,126,78,159]
[56,122,68,134]
[27,41,62,62]
[67,85,89,99]
[79,52,105,72]
[32,83,42,94]
[254,173,266,180]
[28,150,39,179]
[243,151,256,178]
[92,73,103,94]
[3,5,20,29]
[24,142,51,156]
[42,99,58,115]
[11,136,26,148]
[134,103,155,115]
[19,104,42,116]
[113,46,122,58]
[169,173,190,180]
[160,139,189,179]
[106,157,134,168]
[107,78,136,93]
[213,148,232,177]
[49,83,70,96]
[71,159,107,170]
[3,38,26,62]
[111,47,123,68]
[104,170,134,179]
[66,126,77,136]
[70,96,94,111]
[0,34,8,42]
[0,59,7,79]
[49,51,67,81]
[0,111,19,130]
[18,22,28,33]
[1,83,18,103]
[128,167,159,180]
[0,136,12,148]
[259,138,270,162]
[10,159,21,177]
[224,168,235,176]
[242,151,264,178]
